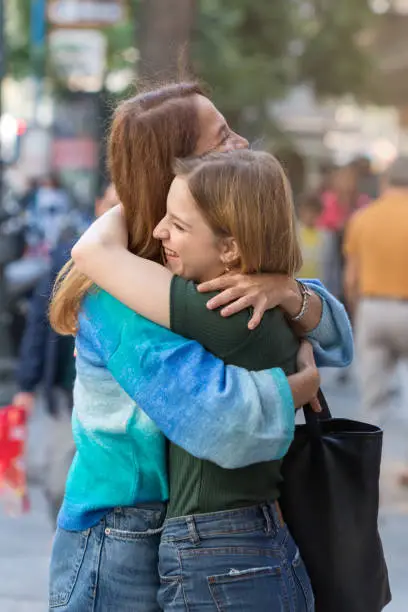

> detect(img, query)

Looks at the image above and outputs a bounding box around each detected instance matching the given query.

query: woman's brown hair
[50,82,206,335]
[175,150,303,276]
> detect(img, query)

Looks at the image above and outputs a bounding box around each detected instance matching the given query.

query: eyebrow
[168,212,192,229]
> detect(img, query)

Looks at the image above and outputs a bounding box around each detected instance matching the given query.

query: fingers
[247,298,268,330]
[206,287,244,310]
[248,309,263,330]
[197,274,243,294]
[220,296,254,318]
[309,396,322,413]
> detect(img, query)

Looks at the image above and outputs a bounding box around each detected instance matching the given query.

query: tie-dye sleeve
[303,279,353,368]
[84,291,295,469]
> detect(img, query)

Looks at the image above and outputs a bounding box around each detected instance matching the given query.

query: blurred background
[1,1,408,610]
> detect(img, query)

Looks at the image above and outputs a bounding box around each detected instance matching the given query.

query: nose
[153,219,169,240]
[225,131,248,152]
[235,132,249,149]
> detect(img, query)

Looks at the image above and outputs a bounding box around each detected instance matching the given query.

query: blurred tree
[138,0,196,79]
[6,0,30,78]
[297,0,374,98]
[195,0,374,132]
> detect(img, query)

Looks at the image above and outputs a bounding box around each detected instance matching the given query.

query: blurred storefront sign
[47,0,124,27]
[52,94,101,208]
[19,128,53,178]
[48,29,107,92]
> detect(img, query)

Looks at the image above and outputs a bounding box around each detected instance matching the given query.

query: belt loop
[261,504,273,535]
[272,501,285,529]
[186,516,200,545]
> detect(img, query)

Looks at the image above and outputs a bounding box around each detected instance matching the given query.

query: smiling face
[150,98,248,282]
[194,95,249,155]
[153,176,237,282]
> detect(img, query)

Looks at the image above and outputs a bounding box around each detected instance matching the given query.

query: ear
[220,236,240,267]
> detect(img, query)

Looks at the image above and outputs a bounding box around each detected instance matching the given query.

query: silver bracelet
[290,280,312,323]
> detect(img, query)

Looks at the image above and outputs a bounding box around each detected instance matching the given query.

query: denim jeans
[158,502,314,611]
[49,504,166,611]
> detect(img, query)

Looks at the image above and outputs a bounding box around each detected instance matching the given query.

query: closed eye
[219,131,230,147]
[173,222,186,231]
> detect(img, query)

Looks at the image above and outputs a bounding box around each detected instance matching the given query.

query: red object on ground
[0,405,29,514]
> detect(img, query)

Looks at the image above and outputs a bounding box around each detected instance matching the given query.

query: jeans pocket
[49,527,90,608]
[105,506,165,540]
[105,525,163,540]
[208,565,289,612]
[291,548,315,612]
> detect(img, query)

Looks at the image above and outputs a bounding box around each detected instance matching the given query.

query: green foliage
[298,0,374,98]
[194,0,295,116]
[6,0,374,119]
[6,0,31,78]
[195,0,374,119]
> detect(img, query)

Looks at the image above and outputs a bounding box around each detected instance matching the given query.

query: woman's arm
[79,291,320,468]
[197,275,353,368]
[73,208,352,369]
[301,279,353,368]
[72,206,173,328]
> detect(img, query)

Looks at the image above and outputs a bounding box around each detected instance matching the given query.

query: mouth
[163,246,179,260]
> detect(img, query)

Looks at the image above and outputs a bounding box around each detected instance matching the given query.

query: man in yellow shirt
[344,156,408,486]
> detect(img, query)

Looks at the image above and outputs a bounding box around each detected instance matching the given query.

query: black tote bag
[280,390,391,612]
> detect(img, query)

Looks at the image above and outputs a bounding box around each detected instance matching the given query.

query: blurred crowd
[296,157,378,299]
[296,155,408,487]
[3,182,118,520]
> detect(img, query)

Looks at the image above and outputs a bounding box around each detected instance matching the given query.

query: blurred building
[268,85,399,194]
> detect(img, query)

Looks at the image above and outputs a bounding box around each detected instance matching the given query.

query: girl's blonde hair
[174,150,303,276]
[49,81,206,335]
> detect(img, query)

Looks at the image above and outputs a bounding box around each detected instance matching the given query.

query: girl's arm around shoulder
[72,206,172,328]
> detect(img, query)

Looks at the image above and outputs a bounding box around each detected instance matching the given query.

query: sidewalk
[0,371,407,610]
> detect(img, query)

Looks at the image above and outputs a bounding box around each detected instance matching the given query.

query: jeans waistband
[104,503,166,532]
[162,502,285,544]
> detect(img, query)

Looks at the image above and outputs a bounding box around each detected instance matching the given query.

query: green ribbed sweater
[167,276,299,518]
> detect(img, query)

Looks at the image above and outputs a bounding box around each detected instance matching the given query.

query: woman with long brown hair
[49,83,352,611]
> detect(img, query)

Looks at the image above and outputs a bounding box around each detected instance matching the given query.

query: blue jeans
[49,504,166,611]
[158,502,314,611]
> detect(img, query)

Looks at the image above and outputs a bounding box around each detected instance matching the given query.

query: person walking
[344,155,408,485]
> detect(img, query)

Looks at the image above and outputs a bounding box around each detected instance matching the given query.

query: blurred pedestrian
[12,184,118,522]
[20,177,40,211]
[318,165,369,233]
[344,156,408,485]
[297,191,326,280]
[351,155,380,201]
[318,165,370,308]
[25,174,72,255]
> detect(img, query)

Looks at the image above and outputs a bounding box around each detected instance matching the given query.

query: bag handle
[303,389,332,435]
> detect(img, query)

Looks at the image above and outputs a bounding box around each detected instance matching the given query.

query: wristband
[290,280,312,323]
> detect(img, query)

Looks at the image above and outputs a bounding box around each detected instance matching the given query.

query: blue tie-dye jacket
[58,280,352,530]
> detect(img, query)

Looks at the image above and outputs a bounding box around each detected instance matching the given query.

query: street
[0,369,407,611]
